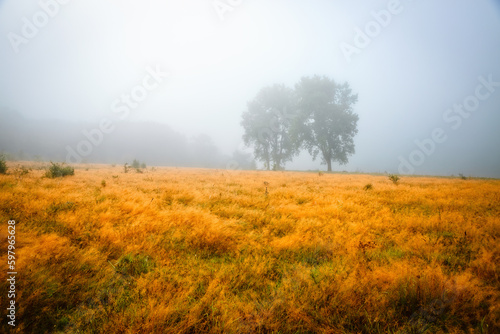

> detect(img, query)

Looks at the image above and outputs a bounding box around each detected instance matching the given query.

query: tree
[295,76,359,172]
[241,84,299,170]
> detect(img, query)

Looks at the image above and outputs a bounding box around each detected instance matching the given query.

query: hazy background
[1,0,499,177]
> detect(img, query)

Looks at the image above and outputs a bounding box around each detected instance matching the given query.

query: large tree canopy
[241,76,358,171]
[241,84,299,170]
[295,76,359,171]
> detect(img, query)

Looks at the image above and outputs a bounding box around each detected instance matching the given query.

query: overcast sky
[1,0,500,176]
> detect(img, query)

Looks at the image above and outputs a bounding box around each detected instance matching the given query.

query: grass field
[1,163,499,333]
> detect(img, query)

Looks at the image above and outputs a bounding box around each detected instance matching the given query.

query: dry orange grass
[0,162,499,333]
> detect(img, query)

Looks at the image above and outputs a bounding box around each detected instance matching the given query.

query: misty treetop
[241,76,359,171]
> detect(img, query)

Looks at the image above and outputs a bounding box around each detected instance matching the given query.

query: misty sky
[1,0,500,177]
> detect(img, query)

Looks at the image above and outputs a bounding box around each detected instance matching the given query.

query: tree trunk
[327,159,332,172]
[274,158,281,171]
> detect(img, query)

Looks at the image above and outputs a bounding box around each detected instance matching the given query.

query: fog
[1,0,499,177]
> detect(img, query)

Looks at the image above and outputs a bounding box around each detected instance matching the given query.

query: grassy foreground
[1,163,499,333]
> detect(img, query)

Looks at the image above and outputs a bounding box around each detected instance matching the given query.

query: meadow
[0,163,499,333]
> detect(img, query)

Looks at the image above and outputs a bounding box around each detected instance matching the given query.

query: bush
[45,162,74,178]
[363,183,373,191]
[0,154,7,174]
[388,174,400,185]
[13,165,30,180]
[131,159,140,169]
[129,159,146,169]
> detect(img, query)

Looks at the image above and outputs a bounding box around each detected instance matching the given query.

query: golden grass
[1,163,499,333]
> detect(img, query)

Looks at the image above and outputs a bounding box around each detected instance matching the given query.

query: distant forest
[0,109,255,169]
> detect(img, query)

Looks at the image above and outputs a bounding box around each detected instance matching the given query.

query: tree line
[0,110,256,169]
[241,75,359,171]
